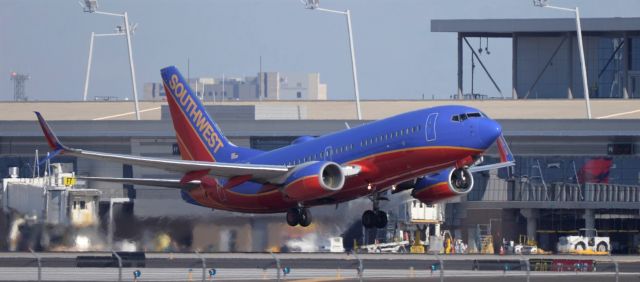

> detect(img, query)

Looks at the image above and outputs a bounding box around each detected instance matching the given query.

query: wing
[35,112,289,183]
[77,176,201,190]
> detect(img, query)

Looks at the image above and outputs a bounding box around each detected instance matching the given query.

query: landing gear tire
[286,209,300,226]
[362,210,388,229]
[362,210,376,228]
[286,208,312,227]
[374,210,388,229]
[597,242,608,252]
[299,209,312,227]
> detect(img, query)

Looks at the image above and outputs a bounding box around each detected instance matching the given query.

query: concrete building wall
[318,84,327,100]
[237,82,258,100]
[279,73,308,100]
[263,72,280,100]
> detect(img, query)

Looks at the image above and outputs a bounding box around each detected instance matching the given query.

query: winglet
[34,111,66,151]
[468,134,515,173]
[496,134,515,163]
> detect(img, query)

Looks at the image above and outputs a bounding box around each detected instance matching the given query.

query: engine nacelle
[411,167,474,204]
[281,161,345,201]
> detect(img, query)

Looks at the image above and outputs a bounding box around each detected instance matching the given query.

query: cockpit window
[451,112,483,122]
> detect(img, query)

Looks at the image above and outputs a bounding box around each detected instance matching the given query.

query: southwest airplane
[35,66,514,228]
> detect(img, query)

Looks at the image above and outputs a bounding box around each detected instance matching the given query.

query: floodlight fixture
[532,0,549,7]
[80,0,98,13]
[303,0,320,10]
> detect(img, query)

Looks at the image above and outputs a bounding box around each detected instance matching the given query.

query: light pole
[83,31,127,102]
[81,0,141,120]
[534,0,592,119]
[304,0,362,120]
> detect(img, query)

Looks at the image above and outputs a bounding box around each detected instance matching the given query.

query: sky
[2,0,640,101]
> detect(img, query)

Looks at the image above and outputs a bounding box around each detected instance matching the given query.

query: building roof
[431,17,640,36]
[1,99,640,121]
[2,119,639,138]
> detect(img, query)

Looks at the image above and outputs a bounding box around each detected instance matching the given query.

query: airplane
[35,66,514,228]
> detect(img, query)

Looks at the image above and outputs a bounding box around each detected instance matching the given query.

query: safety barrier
[3,252,635,281]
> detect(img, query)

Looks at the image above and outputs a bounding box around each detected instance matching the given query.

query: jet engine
[281,161,345,201]
[411,167,474,204]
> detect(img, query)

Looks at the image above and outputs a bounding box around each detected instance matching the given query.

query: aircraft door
[425,113,438,142]
[324,146,333,161]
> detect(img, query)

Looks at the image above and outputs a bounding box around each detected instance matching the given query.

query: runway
[0,252,639,281]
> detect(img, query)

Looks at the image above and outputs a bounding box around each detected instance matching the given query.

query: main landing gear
[286,207,312,227]
[362,210,387,229]
[362,192,388,229]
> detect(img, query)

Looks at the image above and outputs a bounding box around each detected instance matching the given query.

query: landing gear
[362,210,388,229]
[285,207,312,227]
[362,192,389,229]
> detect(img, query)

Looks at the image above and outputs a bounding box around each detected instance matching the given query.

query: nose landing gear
[286,207,312,227]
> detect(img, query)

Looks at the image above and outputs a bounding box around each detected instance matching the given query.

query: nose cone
[479,119,502,149]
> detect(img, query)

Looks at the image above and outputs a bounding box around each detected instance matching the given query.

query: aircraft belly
[185,146,481,213]
[330,146,479,201]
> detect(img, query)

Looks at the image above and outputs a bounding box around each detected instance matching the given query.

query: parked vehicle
[557,229,610,254]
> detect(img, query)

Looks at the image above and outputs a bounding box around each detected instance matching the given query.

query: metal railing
[468,179,640,203]
[5,253,633,282]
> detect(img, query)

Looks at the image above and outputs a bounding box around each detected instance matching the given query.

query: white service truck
[557,228,610,253]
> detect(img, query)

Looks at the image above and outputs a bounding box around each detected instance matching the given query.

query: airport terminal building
[0,99,639,253]
[1,16,640,254]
